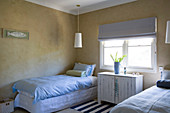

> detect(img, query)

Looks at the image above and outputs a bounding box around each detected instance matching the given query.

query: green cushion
[66,70,86,77]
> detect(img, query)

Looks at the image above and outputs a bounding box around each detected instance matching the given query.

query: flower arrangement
[110,52,127,74]
[110,52,127,62]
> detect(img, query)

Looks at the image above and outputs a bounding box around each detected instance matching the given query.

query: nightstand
[98,72,143,104]
[0,99,14,113]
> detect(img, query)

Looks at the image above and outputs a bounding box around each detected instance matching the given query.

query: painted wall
[76,0,170,89]
[0,0,76,98]
[1,0,170,99]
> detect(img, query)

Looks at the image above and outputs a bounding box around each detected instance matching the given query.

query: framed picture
[3,29,29,40]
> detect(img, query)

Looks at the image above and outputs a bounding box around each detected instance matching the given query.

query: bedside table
[0,99,14,113]
[98,72,143,104]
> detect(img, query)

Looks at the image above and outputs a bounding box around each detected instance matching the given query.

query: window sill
[100,66,157,73]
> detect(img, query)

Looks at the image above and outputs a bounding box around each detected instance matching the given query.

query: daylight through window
[100,38,156,72]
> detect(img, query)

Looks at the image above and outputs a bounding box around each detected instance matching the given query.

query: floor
[13,107,81,113]
[13,108,28,113]
[56,109,81,113]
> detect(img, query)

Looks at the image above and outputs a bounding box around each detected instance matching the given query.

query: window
[100,37,157,72]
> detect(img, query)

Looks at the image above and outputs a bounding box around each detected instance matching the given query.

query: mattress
[110,86,170,113]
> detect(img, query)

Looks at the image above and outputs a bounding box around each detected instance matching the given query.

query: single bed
[110,86,170,113]
[13,75,97,113]
[110,70,170,113]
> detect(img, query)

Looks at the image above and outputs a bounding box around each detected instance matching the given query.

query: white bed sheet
[110,86,170,113]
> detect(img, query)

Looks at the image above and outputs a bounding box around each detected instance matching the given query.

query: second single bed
[110,86,170,113]
[110,70,170,113]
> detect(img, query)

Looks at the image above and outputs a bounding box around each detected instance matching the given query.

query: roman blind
[98,17,157,41]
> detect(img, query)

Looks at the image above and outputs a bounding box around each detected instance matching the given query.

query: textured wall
[0,0,76,98]
[76,0,170,89]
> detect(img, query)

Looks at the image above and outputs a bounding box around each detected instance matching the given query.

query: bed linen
[110,86,170,113]
[15,86,97,113]
[13,75,96,103]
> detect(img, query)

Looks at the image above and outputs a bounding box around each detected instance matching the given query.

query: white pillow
[162,70,170,80]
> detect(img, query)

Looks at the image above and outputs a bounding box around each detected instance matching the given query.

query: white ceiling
[25,0,137,15]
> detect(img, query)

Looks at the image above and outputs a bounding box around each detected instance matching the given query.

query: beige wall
[76,0,170,89]
[0,0,76,98]
[1,0,170,99]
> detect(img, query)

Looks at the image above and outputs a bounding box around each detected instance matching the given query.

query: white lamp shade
[74,33,82,48]
[165,21,170,44]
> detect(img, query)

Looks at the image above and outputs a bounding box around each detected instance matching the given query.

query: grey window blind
[98,17,157,41]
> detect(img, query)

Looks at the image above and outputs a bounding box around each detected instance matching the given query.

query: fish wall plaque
[3,29,29,39]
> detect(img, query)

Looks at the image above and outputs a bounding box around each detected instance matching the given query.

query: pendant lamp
[165,21,170,44]
[74,5,82,48]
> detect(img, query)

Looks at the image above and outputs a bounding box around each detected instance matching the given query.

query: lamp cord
[77,6,79,33]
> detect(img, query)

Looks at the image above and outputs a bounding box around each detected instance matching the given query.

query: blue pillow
[88,64,96,76]
[156,80,170,89]
[73,63,90,76]
[73,63,89,71]
[73,63,96,76]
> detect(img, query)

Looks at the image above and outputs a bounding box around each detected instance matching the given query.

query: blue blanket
[13,75,93,103]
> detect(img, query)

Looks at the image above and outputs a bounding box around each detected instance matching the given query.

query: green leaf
[115,52,118,62]
[118,58,123,62]
[110,54,114,62]
[110,52,127,63]
[123,55,127,58]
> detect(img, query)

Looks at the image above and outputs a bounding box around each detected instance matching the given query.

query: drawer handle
[6,103,10,106]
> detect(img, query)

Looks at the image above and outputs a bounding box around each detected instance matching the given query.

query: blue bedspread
[110,86,170,113]
[13,75,93,103]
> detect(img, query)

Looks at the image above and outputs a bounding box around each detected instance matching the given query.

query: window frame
[99,38,157,73]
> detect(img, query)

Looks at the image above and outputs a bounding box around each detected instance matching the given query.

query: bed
[13,75,97,113]
[110,70,170,113]
[110,86,170,113]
